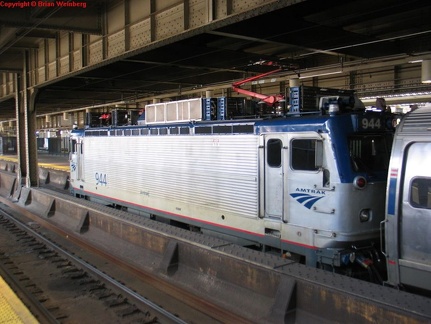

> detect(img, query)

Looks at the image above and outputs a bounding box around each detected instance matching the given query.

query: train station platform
[0,152,70,190]
[0,276,38,324]
[0,152,69,172]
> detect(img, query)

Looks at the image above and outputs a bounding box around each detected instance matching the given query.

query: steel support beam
[16,50,38,188]
[0,8,102,34]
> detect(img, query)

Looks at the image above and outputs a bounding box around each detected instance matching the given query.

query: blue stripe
[290,193,324,209]
[304,196,324,209]
[387,177,397,215]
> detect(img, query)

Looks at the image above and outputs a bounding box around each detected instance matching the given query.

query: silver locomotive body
[70,111,393,273]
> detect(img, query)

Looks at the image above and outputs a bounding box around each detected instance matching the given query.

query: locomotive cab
[255,110,395,281]
[69,129,85,195]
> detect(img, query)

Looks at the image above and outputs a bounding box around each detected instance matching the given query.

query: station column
[15,50,38,188]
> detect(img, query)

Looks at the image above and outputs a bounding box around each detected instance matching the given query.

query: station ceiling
[1,0,431,120]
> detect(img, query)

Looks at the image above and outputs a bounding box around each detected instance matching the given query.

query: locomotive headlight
[359,209,371,222]
[353,176,367,189]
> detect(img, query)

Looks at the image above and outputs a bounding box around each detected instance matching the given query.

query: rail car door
[263,135,285,220]
[398,142,431,290]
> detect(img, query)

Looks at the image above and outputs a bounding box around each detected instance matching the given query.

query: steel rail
[0,238,60,324]
[0,207,188,324]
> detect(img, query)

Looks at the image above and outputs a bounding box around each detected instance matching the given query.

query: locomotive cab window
[410,177,431,209]
[291,139,322,171]
[71,139,77,153]
[70,139,83,154]
[349,134,392,173]
[267,138,282,167]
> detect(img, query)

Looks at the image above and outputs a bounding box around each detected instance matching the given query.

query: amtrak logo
[70,162,76,172]
[290,189,325,209]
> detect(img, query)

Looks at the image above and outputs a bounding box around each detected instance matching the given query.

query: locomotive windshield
[349,134,393,173]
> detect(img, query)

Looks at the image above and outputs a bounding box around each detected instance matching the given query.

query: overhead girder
[0,5,103,34]
[0,51,29,72]
[0,0,431,123]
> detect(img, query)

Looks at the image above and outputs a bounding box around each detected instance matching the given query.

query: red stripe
[281,239,318,250]
[73,187,320,250]
[73,187,264,238]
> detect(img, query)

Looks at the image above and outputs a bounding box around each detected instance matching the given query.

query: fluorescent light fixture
[408,59,423,63]
[360,92,431,106]
[299,71,342,79]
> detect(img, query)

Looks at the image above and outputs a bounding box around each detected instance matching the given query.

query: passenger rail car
[384,105,431,292]
[69,99,395,276]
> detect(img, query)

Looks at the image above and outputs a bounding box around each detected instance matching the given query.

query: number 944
[95,172,107,186]
[361,117,381,130]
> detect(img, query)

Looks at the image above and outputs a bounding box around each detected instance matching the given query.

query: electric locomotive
[69,88,396,278]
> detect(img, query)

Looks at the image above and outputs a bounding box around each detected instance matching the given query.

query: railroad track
[1,172,431,323]
[0,203,203,323]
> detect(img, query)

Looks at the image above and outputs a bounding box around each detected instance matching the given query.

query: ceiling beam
[0,6,102,34]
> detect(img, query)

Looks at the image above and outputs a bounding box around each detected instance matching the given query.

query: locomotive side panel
[77,134,263,233]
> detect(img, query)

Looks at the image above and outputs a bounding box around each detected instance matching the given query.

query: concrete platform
[0,275,38,324]
[0,152,69,172]
[0,152,70,191]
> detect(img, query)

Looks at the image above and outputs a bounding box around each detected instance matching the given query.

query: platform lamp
[422,60,431,83]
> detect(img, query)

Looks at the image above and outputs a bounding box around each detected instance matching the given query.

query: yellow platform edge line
[0,156,69,172]
[0,276,38,324]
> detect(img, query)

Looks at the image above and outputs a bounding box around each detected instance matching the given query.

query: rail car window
[349,134,392,172]
[410,177,431,209]
[267,139,282,167]
[291,139,319,171]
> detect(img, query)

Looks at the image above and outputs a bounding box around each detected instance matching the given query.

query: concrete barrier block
[0,172,17,198]
[47,170,69,190]
[39,168,49,184]
[0,161,8,171]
